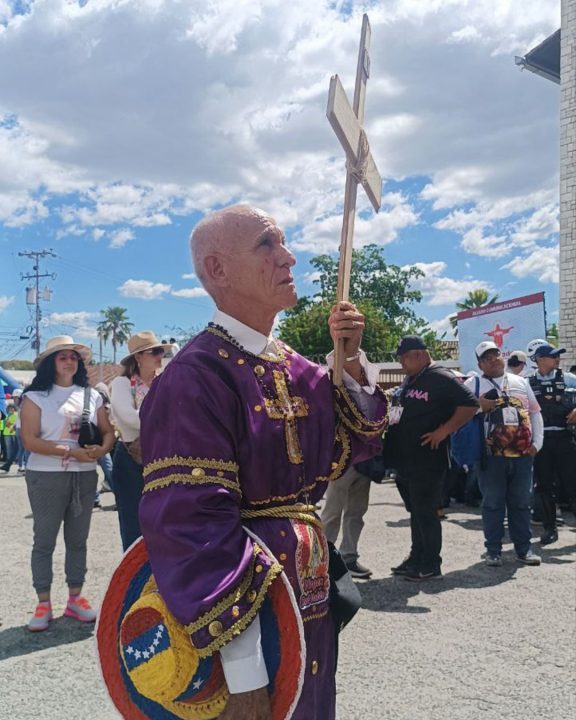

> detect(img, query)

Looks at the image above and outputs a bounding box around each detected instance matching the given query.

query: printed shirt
[464,373,544,455]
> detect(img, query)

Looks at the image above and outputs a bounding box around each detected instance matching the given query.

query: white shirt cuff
[325,349,378,395]
[219,613,269,694]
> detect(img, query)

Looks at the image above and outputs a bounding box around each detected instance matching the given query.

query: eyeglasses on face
[142,347,165,356]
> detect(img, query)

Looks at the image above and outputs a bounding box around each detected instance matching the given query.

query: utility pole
[18,250,57,353]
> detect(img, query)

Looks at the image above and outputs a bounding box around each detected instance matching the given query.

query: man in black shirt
[392,337,479,580]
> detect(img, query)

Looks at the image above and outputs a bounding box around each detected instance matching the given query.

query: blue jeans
[98,452,114,490]
[477,455,534,557]
[112,441,144,551]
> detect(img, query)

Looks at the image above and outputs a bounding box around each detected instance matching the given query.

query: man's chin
[282,290,298,309]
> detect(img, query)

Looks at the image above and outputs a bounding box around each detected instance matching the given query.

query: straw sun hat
[33,335,92,369]
[120,331,173,366]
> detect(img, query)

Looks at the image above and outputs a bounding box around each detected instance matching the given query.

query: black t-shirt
[397,365,479,469]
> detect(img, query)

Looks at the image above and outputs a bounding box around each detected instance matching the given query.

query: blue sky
[0,0,561,362]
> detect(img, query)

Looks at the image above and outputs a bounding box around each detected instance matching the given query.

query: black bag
[78,386,103,448]
[354,453,387,483]
[328,541,362,670]
[328,542,362,632]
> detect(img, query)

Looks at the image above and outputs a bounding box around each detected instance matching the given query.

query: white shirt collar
[212,309,277,357]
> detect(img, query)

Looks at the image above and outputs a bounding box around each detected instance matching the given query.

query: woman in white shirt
[110,331,172,551]
[20,336,115,631]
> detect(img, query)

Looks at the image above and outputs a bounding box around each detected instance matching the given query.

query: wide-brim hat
[33,335,92,369]
[96,537,305,720]
[120,332,173,366]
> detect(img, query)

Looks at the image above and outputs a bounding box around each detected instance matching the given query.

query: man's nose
[278,244,296,267]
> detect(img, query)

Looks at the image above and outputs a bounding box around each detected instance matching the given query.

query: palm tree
[449,289,499,337]
[97,307,134,363]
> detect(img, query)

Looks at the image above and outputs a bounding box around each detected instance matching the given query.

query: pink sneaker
[64,595,97,623]
[28,603,53,632]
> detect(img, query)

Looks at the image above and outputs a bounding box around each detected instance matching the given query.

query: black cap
[396,336,427,356]
[533,344,566,360]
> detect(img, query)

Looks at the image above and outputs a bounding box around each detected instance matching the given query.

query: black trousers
[396,466,445,572]
[534,431,576,531]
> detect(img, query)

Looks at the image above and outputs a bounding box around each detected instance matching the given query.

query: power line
[18,249,57,352]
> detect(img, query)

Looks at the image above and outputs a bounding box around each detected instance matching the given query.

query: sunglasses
[142,347,165,356]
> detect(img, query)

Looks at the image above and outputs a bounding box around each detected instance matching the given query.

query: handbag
[328,541,362,632]
[78,386,103,448]
[451,376,484,467]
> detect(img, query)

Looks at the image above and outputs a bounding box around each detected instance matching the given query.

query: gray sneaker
[28,603,53,632]
[485,555,502,567]
[517,549,541,566]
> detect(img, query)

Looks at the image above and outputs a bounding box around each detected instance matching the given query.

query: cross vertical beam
[327,14,382,385]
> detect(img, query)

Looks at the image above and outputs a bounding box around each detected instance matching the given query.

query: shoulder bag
[78,387,103,448]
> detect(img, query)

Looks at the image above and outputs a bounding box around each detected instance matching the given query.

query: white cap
[12,388,23,397]
[475,341,499,358]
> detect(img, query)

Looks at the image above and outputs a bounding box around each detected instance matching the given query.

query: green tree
[278,245,441,361]
[97,307,134,363]
[309,245,425,328]
[449,289,500,336]
[546,322,559,345]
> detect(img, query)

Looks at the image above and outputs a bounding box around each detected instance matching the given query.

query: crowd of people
[2,203,575,719]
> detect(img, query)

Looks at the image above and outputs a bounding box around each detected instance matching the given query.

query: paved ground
[0,467,574,720]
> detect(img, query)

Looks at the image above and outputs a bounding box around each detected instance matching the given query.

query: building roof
[515,29,560,84]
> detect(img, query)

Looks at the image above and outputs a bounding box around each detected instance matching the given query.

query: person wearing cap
[134,205,388,720]
[465,341,544,566]
[110,331,172,551]
[18,336,115,631]
[507,350,528,376]
[528,344,576,545]
[391,336,479,581]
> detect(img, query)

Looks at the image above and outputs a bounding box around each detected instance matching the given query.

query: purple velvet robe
[139,327,388,719]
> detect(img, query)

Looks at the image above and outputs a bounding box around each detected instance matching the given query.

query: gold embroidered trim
[206,327,287,363]
[195,562,283,658]
[142,473,240,495]
[185,545,261,634]
[316,425,352,483]
[335,384,388,436]
[143,455,239,479]
[302,607,329,623]
[247,481,319,506]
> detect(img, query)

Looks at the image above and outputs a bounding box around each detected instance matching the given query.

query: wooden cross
[264,370,308,464]
[326,13,382,385]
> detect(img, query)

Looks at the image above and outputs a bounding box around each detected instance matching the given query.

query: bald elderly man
[138,205,388,720]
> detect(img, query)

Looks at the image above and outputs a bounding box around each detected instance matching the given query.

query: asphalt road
[0,468,574,720]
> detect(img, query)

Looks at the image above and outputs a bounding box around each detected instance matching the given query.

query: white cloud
[406,261,494,306]
[447,26,483,44]
[0,0,561,234]
[428,313,456,339]
[301,271,321,285]
[118,279,172,300]
[170,287,209,298]
[109,228,135,249]
[292,193,418,253]
[421,167,490,210]
[0,295,14,313]
[181,272,196,280]
[47,311,99,339]
[503,246,559,284]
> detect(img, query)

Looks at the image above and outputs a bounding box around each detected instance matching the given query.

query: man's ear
[203,253,228,287]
